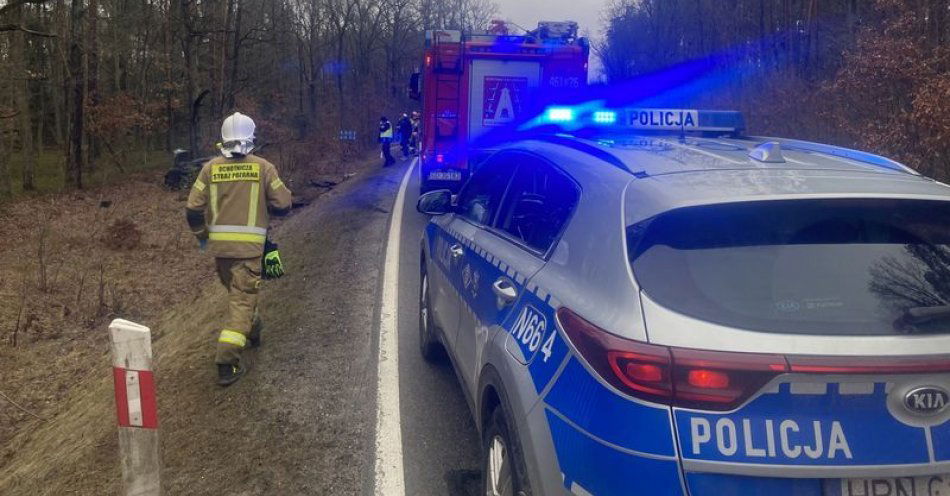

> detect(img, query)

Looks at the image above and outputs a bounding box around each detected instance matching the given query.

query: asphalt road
[391,157,482,495]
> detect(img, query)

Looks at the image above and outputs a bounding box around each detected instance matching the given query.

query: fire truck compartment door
[468,60,541,140]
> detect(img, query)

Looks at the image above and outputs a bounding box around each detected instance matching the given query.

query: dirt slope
[0,153,397,495]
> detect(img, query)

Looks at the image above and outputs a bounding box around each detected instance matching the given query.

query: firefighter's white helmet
[220,112,255,157]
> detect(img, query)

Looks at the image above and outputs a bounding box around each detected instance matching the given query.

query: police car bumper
[683,472,950,496]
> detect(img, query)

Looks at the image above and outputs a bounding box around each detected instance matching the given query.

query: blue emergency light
[539,105,745,135]
[545,107,575,123]
[592,111,617,125]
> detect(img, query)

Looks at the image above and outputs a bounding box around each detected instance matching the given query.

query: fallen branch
[0,389,44,420]
[0,24,57,37]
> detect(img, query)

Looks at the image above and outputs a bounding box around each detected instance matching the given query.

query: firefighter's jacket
[186,154,292,259]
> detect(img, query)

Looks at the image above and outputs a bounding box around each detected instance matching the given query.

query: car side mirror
[417,189,453,215]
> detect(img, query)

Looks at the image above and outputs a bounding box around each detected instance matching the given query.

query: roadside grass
[0,282,228,495]
[0,150,379,495]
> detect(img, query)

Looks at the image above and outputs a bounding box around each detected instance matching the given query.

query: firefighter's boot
[217,363,246,386]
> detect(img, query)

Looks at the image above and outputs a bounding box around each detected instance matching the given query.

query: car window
[628,199,950,336]
[456,158,516,226]
[495,158,579,253]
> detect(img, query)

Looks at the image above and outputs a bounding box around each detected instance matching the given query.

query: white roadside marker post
[109,319,161,496]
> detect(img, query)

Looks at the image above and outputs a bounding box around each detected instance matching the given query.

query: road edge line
[373,159,415,495]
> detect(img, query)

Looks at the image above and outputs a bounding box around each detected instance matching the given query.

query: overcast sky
[496,0,611,78]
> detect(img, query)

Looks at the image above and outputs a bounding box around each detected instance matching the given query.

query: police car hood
[625,168,950,225]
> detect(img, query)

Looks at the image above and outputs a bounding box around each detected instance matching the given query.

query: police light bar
[545,107,575,122]
[538,105,745,134]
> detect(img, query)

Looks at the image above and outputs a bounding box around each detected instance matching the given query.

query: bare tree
[65,0,84,188]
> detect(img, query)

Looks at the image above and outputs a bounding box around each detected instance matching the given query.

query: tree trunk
[37,90,45,154]
[87,0,100,162]
[220,0,234,114]
[180,0,198,153]
[163,0,173,151]
[66,0,85,189]
[0,118,10,198]
[14,5,36,191]
[225,0,242,111]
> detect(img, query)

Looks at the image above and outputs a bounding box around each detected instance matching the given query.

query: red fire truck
[410,21,590,192]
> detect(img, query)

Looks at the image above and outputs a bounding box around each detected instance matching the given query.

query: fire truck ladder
[432,32,462,142]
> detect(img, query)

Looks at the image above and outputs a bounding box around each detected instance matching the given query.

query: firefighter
[409,111,421,155]
[186,111,292,386]
[379,116,395,166]
[397,113,412,158]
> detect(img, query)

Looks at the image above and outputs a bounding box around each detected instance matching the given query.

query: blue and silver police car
[417,108,950,496]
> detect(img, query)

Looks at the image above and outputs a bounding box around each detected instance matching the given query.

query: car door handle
[450,244,464,258]
[492,277,518,304]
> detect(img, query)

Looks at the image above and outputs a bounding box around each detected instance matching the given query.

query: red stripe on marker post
[137,370,158,429]
[113,367,158,429]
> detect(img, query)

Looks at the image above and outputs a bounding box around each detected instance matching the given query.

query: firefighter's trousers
[214,257,262,365]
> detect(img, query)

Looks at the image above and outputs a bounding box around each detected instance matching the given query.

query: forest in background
[0,0,498,197]
[4,0,949,198]
[599,0,950,180]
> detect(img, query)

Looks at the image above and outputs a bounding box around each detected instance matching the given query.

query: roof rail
[774,138,918,175]
[531,134,632,173]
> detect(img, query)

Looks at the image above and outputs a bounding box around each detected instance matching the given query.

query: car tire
[419,262,440,361]
[482,405,532,496]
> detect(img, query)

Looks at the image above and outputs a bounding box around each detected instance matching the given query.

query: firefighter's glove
[262,241,284,279]
[198,239,208,252]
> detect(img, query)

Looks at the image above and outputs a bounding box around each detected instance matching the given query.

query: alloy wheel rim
[488,434,513,496]
[421,274,429,333]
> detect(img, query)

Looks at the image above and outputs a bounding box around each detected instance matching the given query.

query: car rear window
[628,199,950,335]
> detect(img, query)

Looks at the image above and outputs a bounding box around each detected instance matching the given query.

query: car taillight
[671,347,786,410]
[557,307,673,404]
[556,308,788,411]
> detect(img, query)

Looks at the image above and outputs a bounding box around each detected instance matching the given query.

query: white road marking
[374,159,415,496]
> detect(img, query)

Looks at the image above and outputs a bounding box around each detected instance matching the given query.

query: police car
[416,107,950,496]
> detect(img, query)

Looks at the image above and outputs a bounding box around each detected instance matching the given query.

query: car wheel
[419,263,440,361]
[482,406,531,496]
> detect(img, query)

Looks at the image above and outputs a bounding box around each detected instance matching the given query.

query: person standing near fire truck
[379,116,395,166]
[397,113,413,158]
[186,111,292,386]
[409,111,421,155]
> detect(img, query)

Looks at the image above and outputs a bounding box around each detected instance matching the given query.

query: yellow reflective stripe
[269,178,284,191]
[209,184,218,223]
[209,232,266,243]
[193,179,206,191]
[208,225,266,235]
[248,182,259,227]
[218,330,247,348]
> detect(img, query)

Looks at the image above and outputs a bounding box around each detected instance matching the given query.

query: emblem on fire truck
[483,76,527,127]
